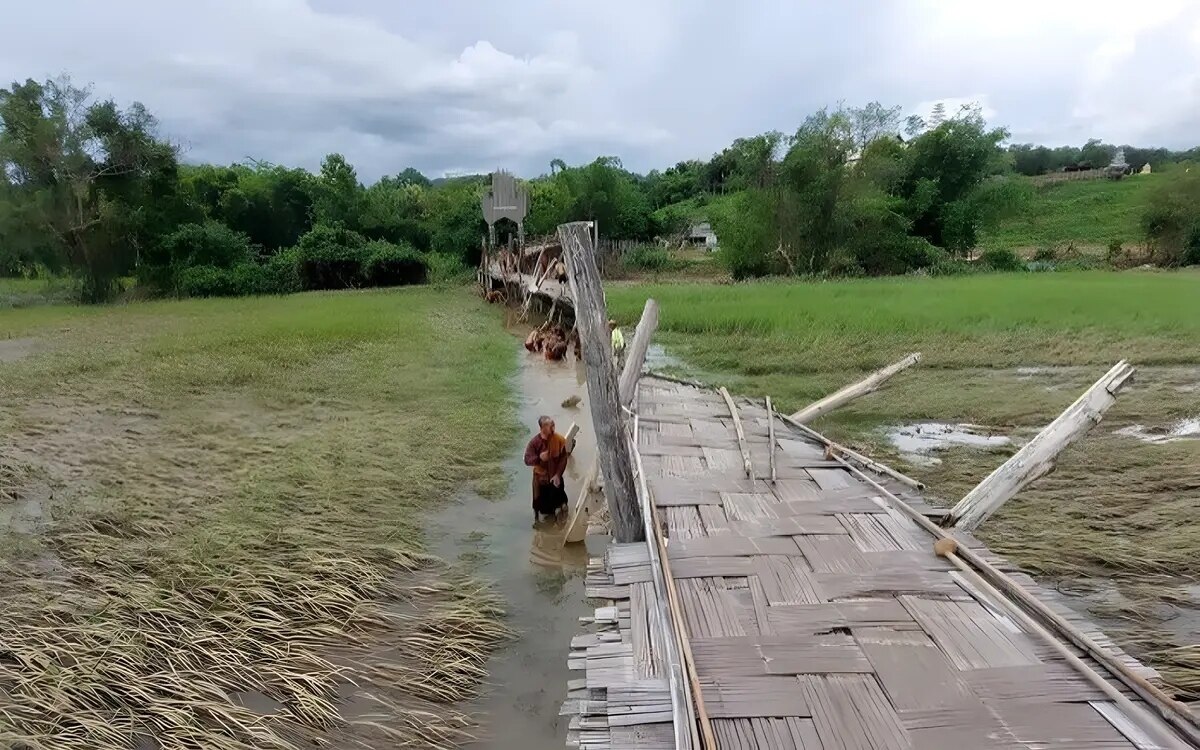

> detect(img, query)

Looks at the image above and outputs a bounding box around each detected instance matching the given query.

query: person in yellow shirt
[609,319,625,370]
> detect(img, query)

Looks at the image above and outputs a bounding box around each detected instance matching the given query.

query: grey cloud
[1,0,1196,181]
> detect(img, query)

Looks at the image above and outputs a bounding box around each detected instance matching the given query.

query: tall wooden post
[558,221,644,543]
[562,298,659,545]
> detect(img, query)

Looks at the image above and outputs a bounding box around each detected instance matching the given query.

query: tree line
[1,76,1196,302]
[1008,139,1199,176]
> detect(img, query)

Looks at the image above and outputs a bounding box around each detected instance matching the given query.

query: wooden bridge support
[558,221,644,543]
[947,360,1135,531]
[562,297,659,544]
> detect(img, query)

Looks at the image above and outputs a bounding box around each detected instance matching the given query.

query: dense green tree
[1079,138,1115,168]
[395,166,431,187]
[897,110,1011,253]
[0,76,179,300]
[360,179,431,249]
[645,160,705,208]
[313,153,363,228]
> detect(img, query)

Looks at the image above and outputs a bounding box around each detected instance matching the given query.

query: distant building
[687,222,718,250]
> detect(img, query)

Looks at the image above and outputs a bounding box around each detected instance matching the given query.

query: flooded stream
[427,337,606,749]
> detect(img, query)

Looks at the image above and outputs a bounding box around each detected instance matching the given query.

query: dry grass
[0,288,518,748]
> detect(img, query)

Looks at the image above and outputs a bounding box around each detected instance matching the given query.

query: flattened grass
[0,288,518,748]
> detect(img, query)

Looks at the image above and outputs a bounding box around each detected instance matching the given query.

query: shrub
[159,221,253,269]
[295,224,369,289]
[1141,169,1200,266]
[262,248,302,294]
[926,248,974,276]
[363,240,427,286]
[141,221,255,291]
[622,245,672,272]
[824,248,864,277]
[177,264,270,297]
[1057,255,1108,271]
[425,253,470,286]
[1105,240,1131,269]
[978,247,1025,272]
[1185,221,1200,266]
[1032,246,1058,263]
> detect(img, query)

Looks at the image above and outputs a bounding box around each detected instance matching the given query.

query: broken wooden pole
[563,298,659,544]
[789,352,921,423]
[558,221,643,543]
[947,360,1135,531]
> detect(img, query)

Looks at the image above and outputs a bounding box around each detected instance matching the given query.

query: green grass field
[0,276,80,308]
[610,270,1200,374]
[610,271,1200,696]
[0,288,517,748]
[981,173,1160,252]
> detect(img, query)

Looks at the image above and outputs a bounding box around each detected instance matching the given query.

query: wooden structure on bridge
[546,221,1199,749]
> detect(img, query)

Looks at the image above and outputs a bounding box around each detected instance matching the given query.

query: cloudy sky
[3,0,1197,180]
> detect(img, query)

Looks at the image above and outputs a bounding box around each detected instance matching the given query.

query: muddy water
[427,341,606,749]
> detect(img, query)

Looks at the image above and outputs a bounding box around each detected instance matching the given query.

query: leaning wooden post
[563,298,659,544]
[558,221,644,543]
[789,352,921,423]
[947,360,1135,531]
[618,299,659,406]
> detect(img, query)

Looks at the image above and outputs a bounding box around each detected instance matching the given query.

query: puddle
[0,469,52,534]
[0,337,39,363]
[646,342,686,371]
[1116,417,1200,444]
[1014,365,1071,378]
[427,339,607,749]
[885,422,1012,466]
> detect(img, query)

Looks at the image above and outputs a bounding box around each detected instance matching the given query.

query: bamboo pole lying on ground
[947,360,1135,531]
[789,352,921,424]
[778,411,924,490]
[719,386,753,478]
[558,221,642,543]
[563,299,659,544]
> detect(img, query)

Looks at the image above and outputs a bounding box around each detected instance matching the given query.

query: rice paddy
[607,270,1200,699]
[0,288,518,749]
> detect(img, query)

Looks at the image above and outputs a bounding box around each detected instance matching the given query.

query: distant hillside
[980,172,1163,252]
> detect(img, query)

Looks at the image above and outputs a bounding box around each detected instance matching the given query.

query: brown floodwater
[427,335,607,749]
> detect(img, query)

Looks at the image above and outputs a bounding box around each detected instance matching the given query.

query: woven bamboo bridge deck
[563,375,1196,749]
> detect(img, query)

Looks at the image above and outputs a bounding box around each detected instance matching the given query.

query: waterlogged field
[609,270,1200,697]
[0,288,518,749]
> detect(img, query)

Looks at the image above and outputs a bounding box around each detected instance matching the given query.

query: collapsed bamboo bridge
[480,222,1200,749]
